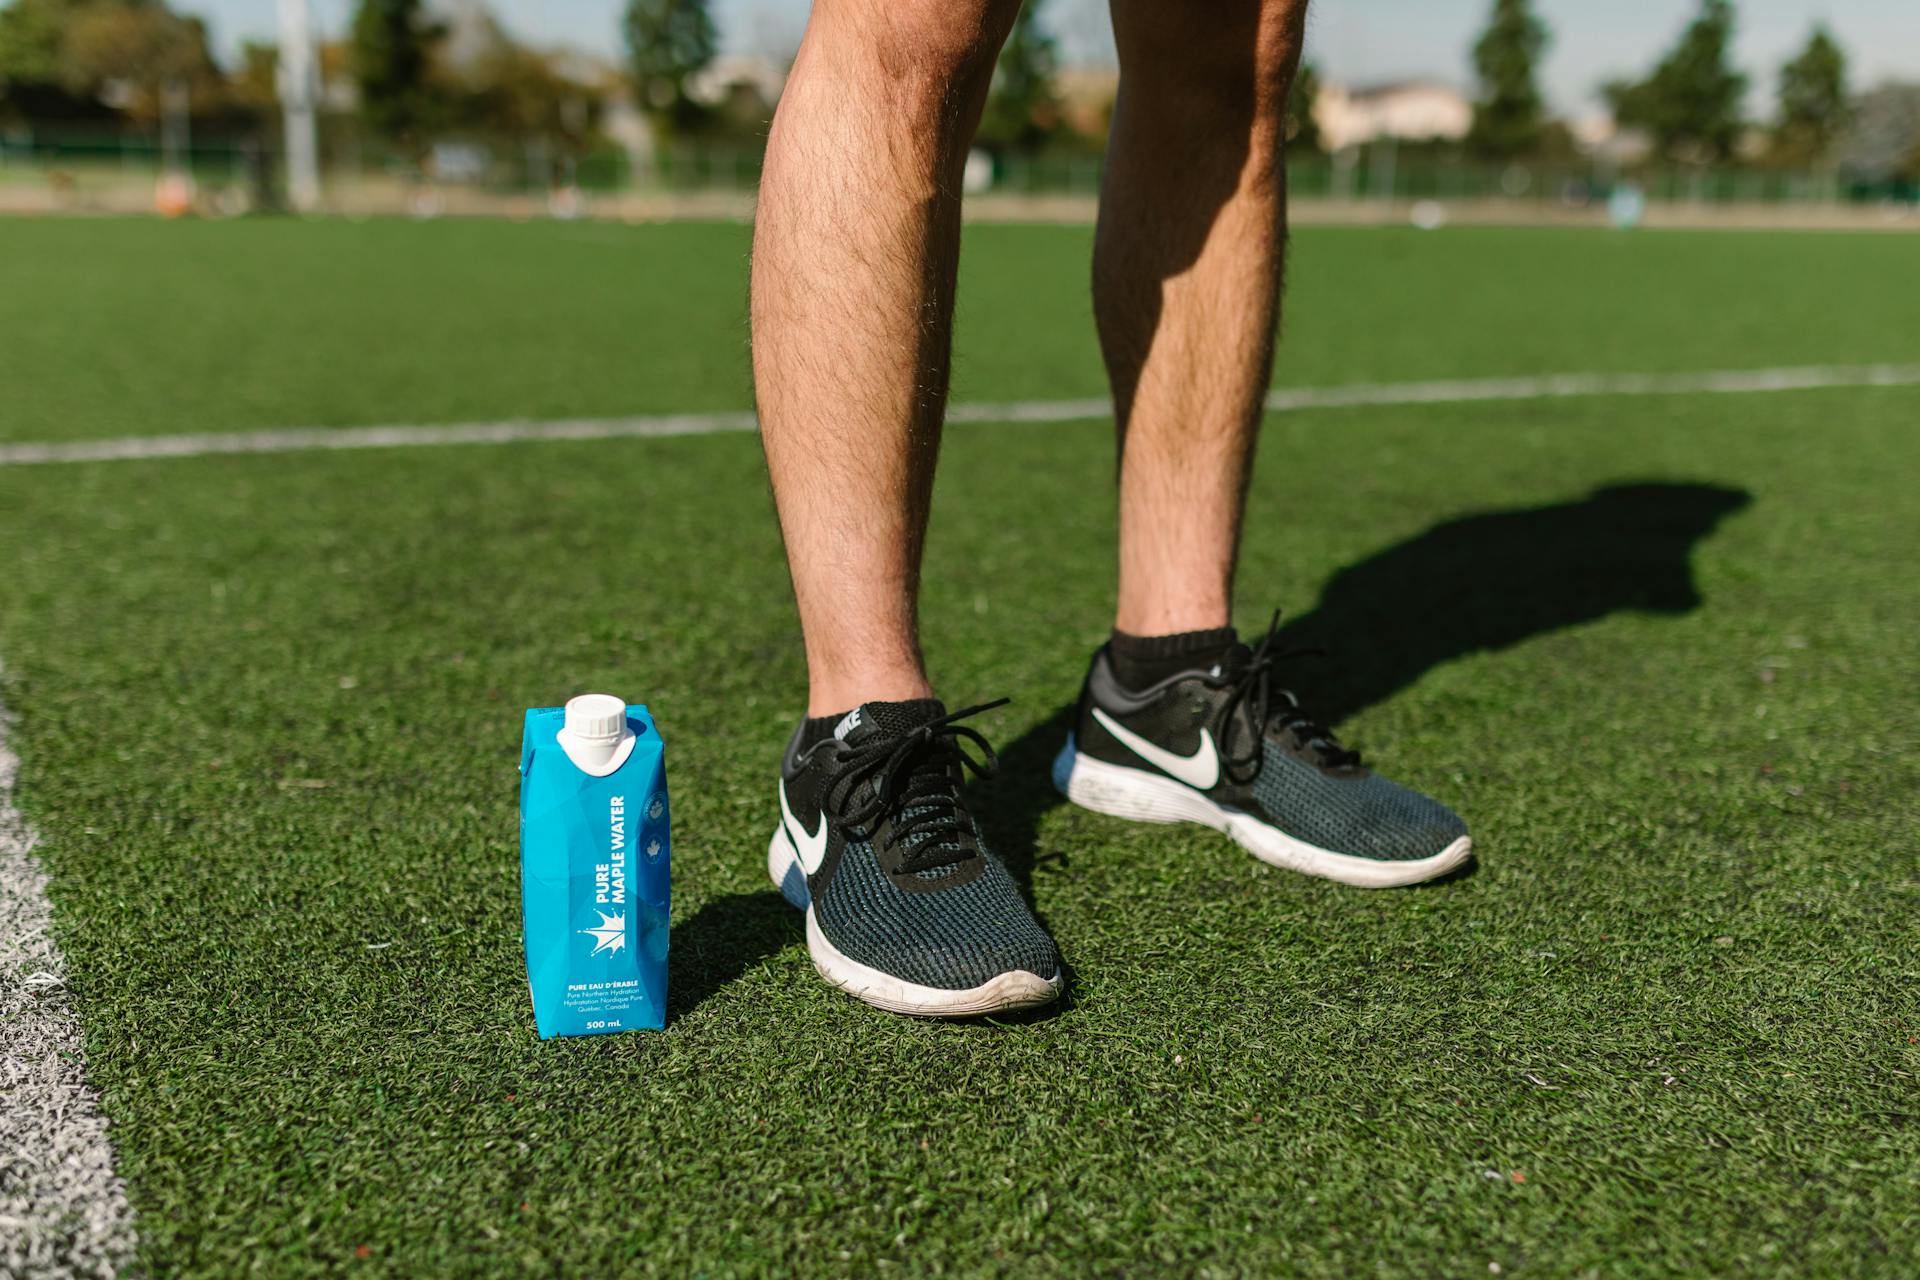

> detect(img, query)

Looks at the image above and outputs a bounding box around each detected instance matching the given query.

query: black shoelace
[825,700,1007,874]
[1215,612,1359,781]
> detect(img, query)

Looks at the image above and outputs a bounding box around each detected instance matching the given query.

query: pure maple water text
[520,695,670,1037]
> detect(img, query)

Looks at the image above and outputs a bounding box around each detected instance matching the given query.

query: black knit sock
[1107,626,1238,692]
[796,710,851,752]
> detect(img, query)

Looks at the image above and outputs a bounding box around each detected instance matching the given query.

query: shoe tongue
[834,698,948,745]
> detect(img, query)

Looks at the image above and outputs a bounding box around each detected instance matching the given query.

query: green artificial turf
[1,220,1917,1276]
[4,217,1920,443]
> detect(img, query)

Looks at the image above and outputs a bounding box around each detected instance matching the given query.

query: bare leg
[1095,0,1308,636]
[752,0,1019,715]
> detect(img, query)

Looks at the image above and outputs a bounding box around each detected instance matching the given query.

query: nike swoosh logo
[779,778,829,875]
[1090,706,1221,790]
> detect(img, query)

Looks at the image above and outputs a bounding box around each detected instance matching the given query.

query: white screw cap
[564,693,627,743]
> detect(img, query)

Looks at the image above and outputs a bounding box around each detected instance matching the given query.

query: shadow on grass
[675,482,1750,1020]
[666,889,798,1022]
[980,481,1753,893]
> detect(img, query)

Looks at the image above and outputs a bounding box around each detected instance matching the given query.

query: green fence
[1,128,1895,207]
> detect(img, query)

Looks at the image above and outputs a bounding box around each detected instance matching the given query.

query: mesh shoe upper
[813,828,1061,989]
[1245,742,1467,861]
[784,699,1062,991]
[1072,615,1468,863]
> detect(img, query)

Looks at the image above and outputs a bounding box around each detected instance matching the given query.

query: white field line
[0,669,138,1279]
[1,362,1917,468]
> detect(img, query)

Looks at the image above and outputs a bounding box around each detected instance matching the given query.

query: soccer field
[2,217,1918,1277]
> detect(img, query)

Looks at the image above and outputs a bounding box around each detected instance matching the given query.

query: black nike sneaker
[1053,616,1472,887]
[768,698,1064,1016]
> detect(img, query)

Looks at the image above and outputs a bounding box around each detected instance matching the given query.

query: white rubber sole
[766,827,1064,1018]
[1051,736,1473,889]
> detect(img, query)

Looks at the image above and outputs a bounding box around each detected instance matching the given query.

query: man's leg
[1096,0,1306,636]
[752,0,1065,1017]
[1054,0,1475,888]
[752,0,1018,716]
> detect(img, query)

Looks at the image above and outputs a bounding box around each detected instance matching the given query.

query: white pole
[160,79,191,176]
[276,0,321,211]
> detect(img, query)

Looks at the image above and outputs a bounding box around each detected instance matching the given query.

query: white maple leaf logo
[646,839,660,857]
[579,910,626,956]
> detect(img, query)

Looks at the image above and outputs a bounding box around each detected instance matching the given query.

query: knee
[818,0,1023,105]
[1115,0,1308,131]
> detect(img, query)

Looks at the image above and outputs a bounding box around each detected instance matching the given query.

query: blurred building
[1838,83,1920,185]
[687,55,787,114]
[602,88,652,164]
[1314,80,1471,150]
[1570,111,1653,165]
[438,0,499,71]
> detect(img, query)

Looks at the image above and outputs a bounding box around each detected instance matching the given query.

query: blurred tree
[2,0,67,120]
[1285,59,1322,153]
[1467,0,1549,158]
[351,0,444,145]
[318,38,352,97]
[977,1,1060,154]
[60,1,216,123]
[1771,25,1846,165]
[623,0,714,133]
[227,39,279,118]
[1604,0,1747,163]
[452,35,599,155]
[0,0,81,86]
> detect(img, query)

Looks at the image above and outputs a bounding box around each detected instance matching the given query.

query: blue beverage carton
[520,694,669,1037]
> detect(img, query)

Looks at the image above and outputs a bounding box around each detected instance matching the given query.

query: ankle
[1112,598,1232,638]
[806,672,936,719]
